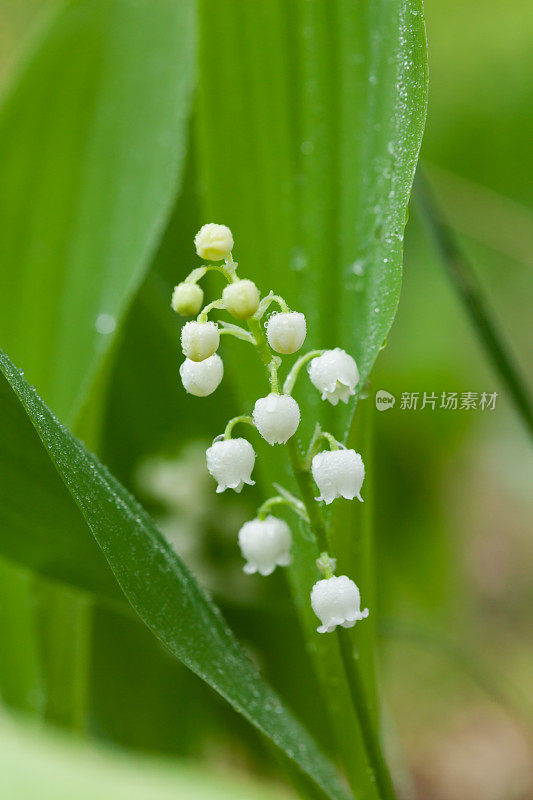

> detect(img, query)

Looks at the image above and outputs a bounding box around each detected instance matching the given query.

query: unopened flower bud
[266,312,306,354]
[238,516,292,576]
[222,279,260,319]
[253,393,300,445]
[180,354,223,396]
[311,449,364,504]
[171,282,204,316]
[311,575,369,634]
[206,438,255,493]
[308,348,359,405]
[194,223,234,261]
[181,321,220,362]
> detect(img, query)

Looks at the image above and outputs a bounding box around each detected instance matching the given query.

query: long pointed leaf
[0,349,347,800]
[195,0,427,795]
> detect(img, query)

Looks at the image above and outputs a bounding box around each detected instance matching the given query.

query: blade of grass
[415,172,533,438]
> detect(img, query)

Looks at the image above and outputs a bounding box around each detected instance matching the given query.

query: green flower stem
[337,628,397,800]
[246,311,396,800]
[304,425,343,469]
[223,415,255,440]
[257,495,309,523]
[186,264,235,284]
[283,349,325,395]
[246,317,280,393]
[254,291,290,320]
[197,298,226,322]
[218,322,256,344]
[284,438,329,553]
[317,552,336,579]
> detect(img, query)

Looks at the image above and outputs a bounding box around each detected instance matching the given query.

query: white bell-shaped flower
[171,282,204,316]
[311,575,369,633]
[238,515,292,576]
[194,223,234,261]
[206,438,255,493]
[266,312,306,354]
[308,348,359,405]
[312,449,364,504]
[181,321,220,362]
[253,393,300,445]
[180,354,223,397]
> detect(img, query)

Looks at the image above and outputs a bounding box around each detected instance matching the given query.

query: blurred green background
[0,2,531,799]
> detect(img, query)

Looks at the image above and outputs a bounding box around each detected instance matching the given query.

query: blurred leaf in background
[0,0,196,426]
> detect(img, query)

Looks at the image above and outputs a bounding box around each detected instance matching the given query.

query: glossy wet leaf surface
[196,1,428,796]
[0,349,347,800]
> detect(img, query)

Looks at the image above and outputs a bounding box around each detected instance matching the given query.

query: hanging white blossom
[205,438,256,493]
[311,575,369,633]
[266,312,307,354]
[238,515,292,575]
[253,393,300,445]
[308,348,359,405]
[180,354,223,396]
[311,449,364,504]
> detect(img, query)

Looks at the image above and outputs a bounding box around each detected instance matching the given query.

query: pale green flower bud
[222,279,260,319]
[194,223,234,261]
[171,282,204,316]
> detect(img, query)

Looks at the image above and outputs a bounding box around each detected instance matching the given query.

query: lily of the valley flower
[311,575,369,633]
[312,448,364,504]
[266,312,307,355]
[171,282,204,316]
[308,348,359,405]
[206,438,255,493]
[238,515,292,575]
[181,320,220,362]
[253,393,300,445]
[180,354,224,396]
[194,223,234,261]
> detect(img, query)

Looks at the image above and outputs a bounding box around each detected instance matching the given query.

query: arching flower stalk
[171,224,368,631]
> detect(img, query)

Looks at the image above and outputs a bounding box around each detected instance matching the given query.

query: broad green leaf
[0,0,196,425]
[0,0,197,729]
[0,712,296,800]
[196,0,427,793]
[0,349,347,800]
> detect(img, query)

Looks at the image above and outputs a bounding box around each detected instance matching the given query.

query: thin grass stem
[416,171,533,439]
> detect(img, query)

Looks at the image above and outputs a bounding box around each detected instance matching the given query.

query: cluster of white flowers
[171,224,370,633]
